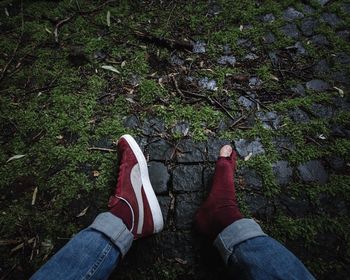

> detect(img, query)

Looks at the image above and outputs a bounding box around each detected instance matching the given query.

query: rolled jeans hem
[214,218,267,264]
[89,212,133,257]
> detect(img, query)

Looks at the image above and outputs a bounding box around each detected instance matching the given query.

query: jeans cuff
[214,218,267,264]
[89,212,133,257]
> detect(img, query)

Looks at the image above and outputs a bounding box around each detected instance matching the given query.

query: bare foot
[219,145,232,157]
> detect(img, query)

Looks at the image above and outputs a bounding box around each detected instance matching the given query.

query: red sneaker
[108,134,164,239]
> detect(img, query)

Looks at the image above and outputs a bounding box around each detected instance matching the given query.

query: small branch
[88,147,117,152]
[54,16,73,43]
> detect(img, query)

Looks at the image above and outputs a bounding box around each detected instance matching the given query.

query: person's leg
[196,145,315,280]
[31,134,164,279]
[214,219,315,279]
[31,213,132,280]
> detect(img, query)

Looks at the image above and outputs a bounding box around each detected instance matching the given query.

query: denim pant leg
[214,219,315,280]
[31,212,133,280]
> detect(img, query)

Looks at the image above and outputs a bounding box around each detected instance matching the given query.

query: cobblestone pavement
[0,0,349,279]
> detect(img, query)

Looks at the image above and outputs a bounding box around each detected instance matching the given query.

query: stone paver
[272,161,293,186]
[148,162,169,194]
[175,192,203,229]
[234,138,265,158]
[173,165,203,192]
[297,160,329,184]
[177,139,206,162]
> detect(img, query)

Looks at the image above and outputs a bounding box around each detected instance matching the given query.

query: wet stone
[256,111,282,130]
[148,162,169,194]
[173,165,203,192]
[291,42,307,55]
[342,3,350,14]
[283,7,304,21]
[244,194,272,218]
[317,194,348,217]
[317,0,330,6]
[273,136,296,155]
[249,77,262,88]
[297,160,328,184]
[170,54,184,66]
[260,13,275,23]
[306,79,330,91]
[171,121,189,136]
[123,115,141,129]
[336,30,350,41]
[134,136,148,152]
[238,168,262,191]
[217,55,236,66]
[238,94,257,110]
[328,157,345,171]
[256,112,282,129]
[272,161,293,186]
[244,53,259,60]
[207,138,231,162]
[288,108,310,123]
[177,139,206,163]
[142,117,165,135]
[331,125,350,138]
[310,103,334,118]
[192,41,206,53]
[302,4,315,15]
[208,3,222,16]
[237,39,253,48]
[301,18,317,36]
[311,34,329,47]
[128,74,141,87]
[234,138,265,158]
[321,13,342,28]
[263,32,276,44]
[175,192,203,229]
[333,52,350,65]
[280,194,311,217]
[148,139,173,161]
[157,196,171,223]
[290,84,305,96]
[313,60,330,76]
[332,71,350,85]
[281,23,300,39]
[198,77,217,91]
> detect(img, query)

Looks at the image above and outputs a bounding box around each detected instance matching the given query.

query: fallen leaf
[175,257,188,265]
[56,135,63,140]
[101,65,120,74]
[318,134,326,140]
[6,154,26,163]
[333,86,344,97]
[244,152,253,161]
[125,97,135,103]
[31,187,38,206]
[270,74,279,81]
[76,207,89,218]
[92,170,100,177]
[106,10,111,27]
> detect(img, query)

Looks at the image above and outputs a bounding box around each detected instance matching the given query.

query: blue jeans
[31,214,315,280]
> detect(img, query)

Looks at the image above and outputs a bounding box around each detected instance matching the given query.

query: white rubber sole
[120,134,164,234]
